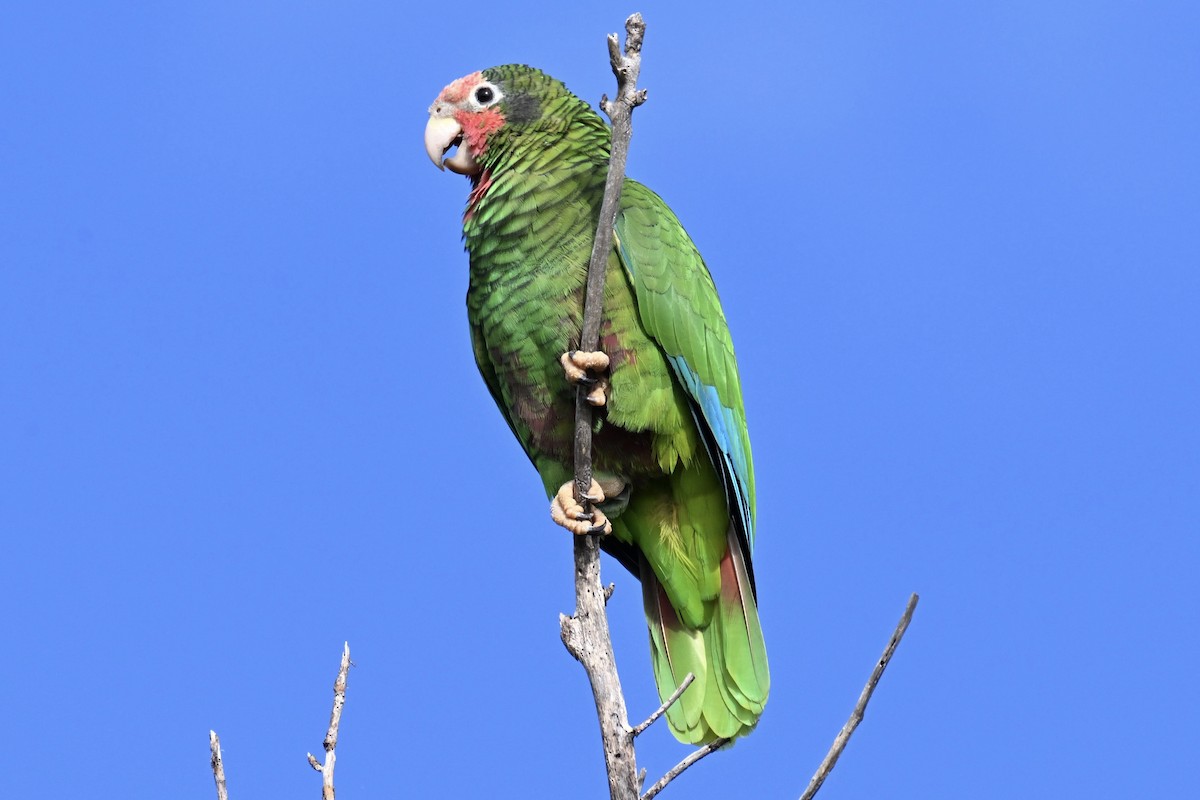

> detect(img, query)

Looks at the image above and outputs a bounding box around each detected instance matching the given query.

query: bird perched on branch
[425,64,768,744]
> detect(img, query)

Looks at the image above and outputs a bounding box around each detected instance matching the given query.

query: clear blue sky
[3,2,1197,798]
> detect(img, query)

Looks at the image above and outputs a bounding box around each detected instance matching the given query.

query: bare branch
[209,730,229,800]
[640,738,729,800]
[631,673,694,737]
[560,533,639,800]
[799,593,920,800]
[559,13,648,800]
[306,642,352,800]
[571,12,647,506]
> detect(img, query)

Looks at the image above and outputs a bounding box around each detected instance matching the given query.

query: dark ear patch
[505,92,541,125]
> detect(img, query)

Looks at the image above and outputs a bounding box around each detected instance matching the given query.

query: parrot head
[424,65,577,176]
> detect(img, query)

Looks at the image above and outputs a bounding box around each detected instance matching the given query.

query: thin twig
[209,730,229,800]
[306,642,352,800]
[640,738,729,800]
[799,593,920,800]
[558,14,648,800]
[631,673,694,737]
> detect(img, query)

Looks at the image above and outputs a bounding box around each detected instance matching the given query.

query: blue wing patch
[669,357,755,550]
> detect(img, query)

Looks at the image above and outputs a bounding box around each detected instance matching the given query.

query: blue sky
[3,2,1198,797]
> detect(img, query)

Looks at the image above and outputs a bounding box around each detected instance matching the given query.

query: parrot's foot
[551,480,612,536]
[560,350,610,407]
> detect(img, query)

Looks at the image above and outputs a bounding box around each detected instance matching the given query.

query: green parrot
[425,64,768,744]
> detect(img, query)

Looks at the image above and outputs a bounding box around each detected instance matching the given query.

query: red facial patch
[438,71,482,104]
[455,107,505,156]
[435,70,507,160]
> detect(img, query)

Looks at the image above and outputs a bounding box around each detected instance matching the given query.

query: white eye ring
[470,82,502,109]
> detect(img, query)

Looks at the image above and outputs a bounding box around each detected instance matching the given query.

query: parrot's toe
[550,480,612,535]
[585,376,609,407]
[560,350,611,407]
[560,350,610,383]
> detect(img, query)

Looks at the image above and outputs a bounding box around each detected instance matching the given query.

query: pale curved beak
[425,112,481,175]
[424,115,462,171]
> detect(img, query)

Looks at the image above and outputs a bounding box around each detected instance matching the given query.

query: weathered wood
[798,594,920,800]
[559,13,648,800]
[209,730,229,800]
[306,642,352,800]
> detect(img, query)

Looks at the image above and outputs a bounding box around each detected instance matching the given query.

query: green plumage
[441,64,768,743]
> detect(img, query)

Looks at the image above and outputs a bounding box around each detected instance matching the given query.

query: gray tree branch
[209,730,229,800]
[550,17,920,798]
[306,642,352,800]
[798,594,920,800]
[558,12,648,800]
[640,738,727,800]
[631,673,694,737]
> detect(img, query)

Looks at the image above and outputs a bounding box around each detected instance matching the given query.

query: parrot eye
[470,82,502,109]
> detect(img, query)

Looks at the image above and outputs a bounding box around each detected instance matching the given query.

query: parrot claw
[551,480,612,536]
[585,380,609,407]
[560,350,611,407]
[562,350,611,377]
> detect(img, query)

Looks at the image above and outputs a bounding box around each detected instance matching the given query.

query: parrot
[424,64,768,744]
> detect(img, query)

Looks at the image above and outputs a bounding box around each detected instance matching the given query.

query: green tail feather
[641,527,769,744]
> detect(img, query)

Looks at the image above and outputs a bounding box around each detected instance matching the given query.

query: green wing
[613,179,756,553]
[613,178,768,743]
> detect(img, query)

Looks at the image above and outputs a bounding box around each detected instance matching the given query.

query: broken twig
[799,593,919,800]
[306,642,352,800]
[209,730,229,800]
[631,673,695,737]
[641,738,729,800]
